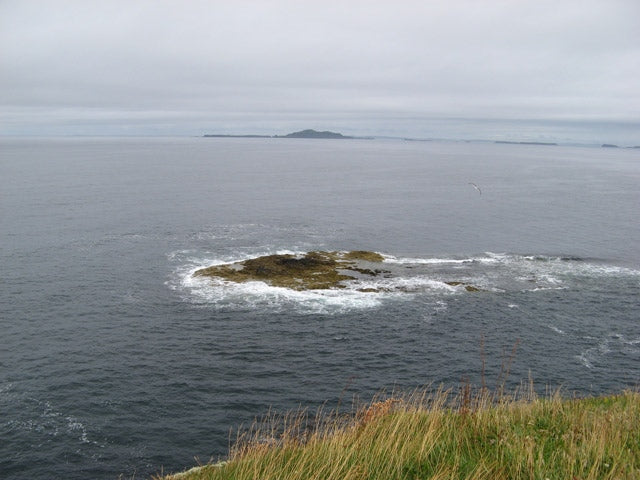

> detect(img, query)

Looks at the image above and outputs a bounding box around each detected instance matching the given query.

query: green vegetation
[159,387,640,480]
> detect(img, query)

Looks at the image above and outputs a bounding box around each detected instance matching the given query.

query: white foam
[384,256,470,265]
[182,274,385,314]
[548,325,565,335]
[576,353,593,369]
[577,263,640,277]
[4,394,103,447]
[528,286,566,292]
[382,253,500,265]
[66,416,91,444]
[521,255,640,278]
[351,276,457,293]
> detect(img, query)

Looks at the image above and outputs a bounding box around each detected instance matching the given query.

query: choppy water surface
[1,137,639,479]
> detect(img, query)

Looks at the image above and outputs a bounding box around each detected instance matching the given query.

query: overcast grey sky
[1,0,639,143]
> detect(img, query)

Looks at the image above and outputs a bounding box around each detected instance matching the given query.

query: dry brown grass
[159,384,640,480]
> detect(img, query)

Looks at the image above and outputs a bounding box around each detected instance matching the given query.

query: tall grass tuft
[160,384,640,480]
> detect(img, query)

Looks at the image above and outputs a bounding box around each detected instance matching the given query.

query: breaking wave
[167,250,639,314]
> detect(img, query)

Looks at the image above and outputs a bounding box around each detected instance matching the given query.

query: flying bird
[468,182,482,195]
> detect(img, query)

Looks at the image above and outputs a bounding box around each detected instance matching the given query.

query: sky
[1,0,639,143]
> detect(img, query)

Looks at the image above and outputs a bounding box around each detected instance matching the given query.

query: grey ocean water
[1,137,639,479]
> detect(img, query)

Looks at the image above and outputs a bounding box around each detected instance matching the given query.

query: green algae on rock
[193,251,387,291]
[341,251,385,262]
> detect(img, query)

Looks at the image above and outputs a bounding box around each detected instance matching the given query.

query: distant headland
[495,140,558,146]
[204,129,355,139]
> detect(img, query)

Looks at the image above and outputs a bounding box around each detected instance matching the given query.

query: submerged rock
[445,281,482,292]
[194,251,386,290]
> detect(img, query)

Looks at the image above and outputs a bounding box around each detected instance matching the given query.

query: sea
[1,137,639,479]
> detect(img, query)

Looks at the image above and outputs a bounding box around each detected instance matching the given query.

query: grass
[157,384,640,480]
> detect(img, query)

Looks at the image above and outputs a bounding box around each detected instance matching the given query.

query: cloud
[1,0,639,140]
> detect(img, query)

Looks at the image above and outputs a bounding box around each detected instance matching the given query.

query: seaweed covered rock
[194,251,386,290]
[342,251,385,262]
[193,250,482,293]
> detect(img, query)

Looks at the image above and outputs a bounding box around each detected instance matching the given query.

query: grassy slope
[160,389,640,480]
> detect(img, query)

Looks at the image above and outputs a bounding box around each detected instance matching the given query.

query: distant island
[277,129,353,139]
[204,129,354,139]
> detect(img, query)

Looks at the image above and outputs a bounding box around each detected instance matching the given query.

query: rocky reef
[194,250,483,293]
[194,251,387,291]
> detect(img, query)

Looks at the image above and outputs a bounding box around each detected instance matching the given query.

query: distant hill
[279,129,353,139]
